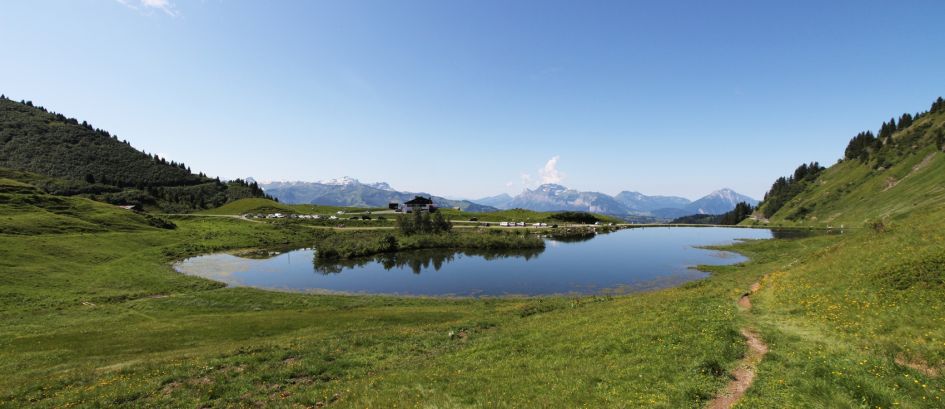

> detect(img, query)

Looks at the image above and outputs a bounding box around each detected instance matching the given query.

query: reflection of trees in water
[234,246,310,260]
[547,232,597,243]
[313,247,544,275]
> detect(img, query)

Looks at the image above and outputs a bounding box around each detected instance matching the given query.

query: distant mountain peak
[317,176,360,186]
[472,193,514,209]
[685,188,758,215]
[534,183,568,195]
[256,179,496,212]
[366,181,395,191]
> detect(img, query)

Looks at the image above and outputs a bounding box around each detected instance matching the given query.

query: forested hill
[0,96,271,212]
[750,96,945,226]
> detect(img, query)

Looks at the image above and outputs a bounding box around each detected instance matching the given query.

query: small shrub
[881,252,945,290]
[380,234,398,252]
[143,214,176,229]
[550,211,599,224]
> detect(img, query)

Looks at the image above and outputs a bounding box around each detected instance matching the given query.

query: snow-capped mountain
[683,188,759,215]
[472,184,757,219]
[255,176,757,219]
[506,184,630,214]
[316,176,360,186]
[255,177,496,212]
[366,182,395,191]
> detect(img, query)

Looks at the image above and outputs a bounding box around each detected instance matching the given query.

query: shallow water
[175,227,775,296]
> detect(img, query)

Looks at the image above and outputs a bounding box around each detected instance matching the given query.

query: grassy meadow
[198,198,386,217]
[2,176,944,407]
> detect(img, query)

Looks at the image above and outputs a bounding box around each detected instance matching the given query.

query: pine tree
[898,113,913,130]
[931,97,945,113]
[432,211,452,233]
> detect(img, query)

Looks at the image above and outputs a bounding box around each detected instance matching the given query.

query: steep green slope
[752,98,945,227]
[0,170,175,234]
[0,97,270,212]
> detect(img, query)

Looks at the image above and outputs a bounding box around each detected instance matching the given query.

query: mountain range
[254,177,498,212]
[258,174,758,220]
[488,184,757,219]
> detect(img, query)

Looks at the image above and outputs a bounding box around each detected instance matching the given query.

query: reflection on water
[546,232,598,243]
[314,247,545,275]
[175,227,777,296]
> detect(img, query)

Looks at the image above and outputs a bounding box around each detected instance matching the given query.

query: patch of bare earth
[883,176,900,191]
[708,281,769,409]
[888,152,939,193]
[913,152,937,173]
[895,354,941,378]
[161,381,183,395]
[737,293,752,309]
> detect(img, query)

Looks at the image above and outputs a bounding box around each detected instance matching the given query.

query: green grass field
[2,175,944,407]
[198,198,386,216]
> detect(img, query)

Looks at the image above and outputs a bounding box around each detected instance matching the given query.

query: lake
[174,227,785,296]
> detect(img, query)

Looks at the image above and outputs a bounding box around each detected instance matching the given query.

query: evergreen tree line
[844,96,943,163]
[719,201,754,225]
[549,211,600,224]
[670,201,754,225]
[396,210,452,235]
[760,162,825,218]
[0,96,273,211]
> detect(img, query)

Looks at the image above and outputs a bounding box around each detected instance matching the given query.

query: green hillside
[198,198,379,216]
[0,170,175,235]
[0,97,270,212]
[752,97,945,227]
[3,95,945,407]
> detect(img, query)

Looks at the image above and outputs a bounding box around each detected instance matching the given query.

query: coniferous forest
[0,96,272,212]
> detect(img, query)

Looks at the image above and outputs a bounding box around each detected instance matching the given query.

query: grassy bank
[2,199,944,407]
[735,206,945,407]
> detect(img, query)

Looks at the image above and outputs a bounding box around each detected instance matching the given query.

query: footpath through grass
[1,205,944,407]
[0,214,765,408]
[735,206,945,408]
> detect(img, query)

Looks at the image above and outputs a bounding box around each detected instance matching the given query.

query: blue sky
[2,1,944,200]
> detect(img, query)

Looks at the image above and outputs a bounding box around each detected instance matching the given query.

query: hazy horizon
[247,174,751,202]
[3,1,944,199]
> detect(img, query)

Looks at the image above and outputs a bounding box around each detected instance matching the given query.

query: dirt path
[707,281,769,409]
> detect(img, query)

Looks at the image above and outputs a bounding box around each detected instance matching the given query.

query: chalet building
[402,196,436,213]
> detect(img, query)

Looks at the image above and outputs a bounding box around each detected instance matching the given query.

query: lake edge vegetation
[1,96,944,407]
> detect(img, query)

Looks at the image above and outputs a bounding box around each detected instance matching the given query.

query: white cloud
[116,0,179,17]
[508,156,566,192]
[538,155,564,184]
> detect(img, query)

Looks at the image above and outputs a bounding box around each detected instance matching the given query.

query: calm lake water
[174,227,782,296]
